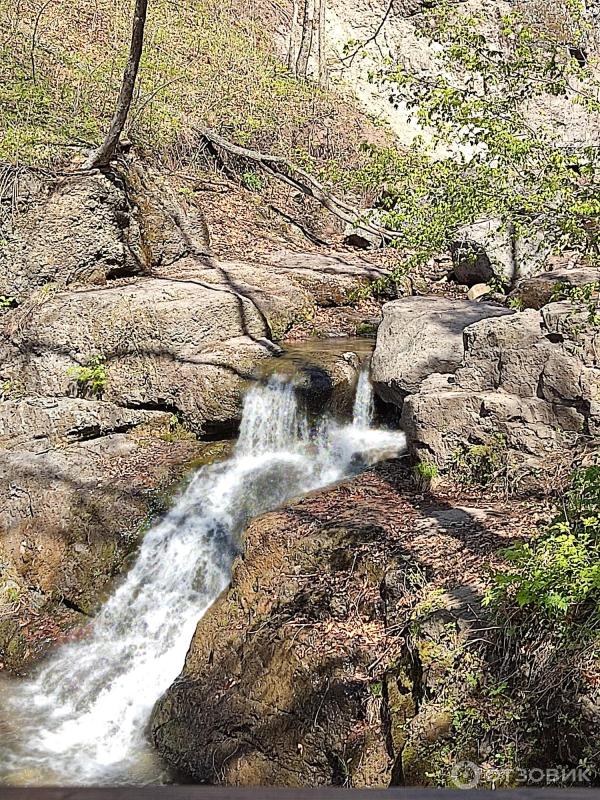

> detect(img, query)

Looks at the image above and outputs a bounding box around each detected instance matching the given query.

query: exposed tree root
[195,125,400,246]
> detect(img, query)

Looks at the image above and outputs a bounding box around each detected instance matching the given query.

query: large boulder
[401,304,600,473]
[151,463,506,787]
[451,218,550,288]
[152,251,386,341]
[152,461,570,787]
[0,278,275,436]
[0,173,146,300]
[371,296,512,405]
[0,271,372,434]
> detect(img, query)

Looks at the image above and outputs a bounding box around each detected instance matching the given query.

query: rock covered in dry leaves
[150,463,539,786]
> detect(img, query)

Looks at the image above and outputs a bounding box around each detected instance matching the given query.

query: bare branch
[339,0,394,68]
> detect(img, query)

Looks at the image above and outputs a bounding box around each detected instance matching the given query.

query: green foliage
[451,435,507,486]
[341,1,600,281]
[487,465,600,617]
[68,355,108,398]
[487,275,509,295]
[0,295,16,309]
[413,460,439,487]
[2,586,21,604]
[415,460,439,479]
[0,379,24,401]
[507,295,525,311]
[159,413,196,442]
[0,0,346,168]
[241,170,264,192]
[356,321,378,336]
[551,280,600,325]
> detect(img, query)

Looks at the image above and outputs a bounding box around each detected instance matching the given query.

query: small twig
[129,76,183,126]
[339,0,394,68]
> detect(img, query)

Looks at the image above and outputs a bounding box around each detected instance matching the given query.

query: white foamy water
[0,374,406,786]
[352,364,374,429]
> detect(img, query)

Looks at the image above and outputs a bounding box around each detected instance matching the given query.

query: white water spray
[0,374,405,786]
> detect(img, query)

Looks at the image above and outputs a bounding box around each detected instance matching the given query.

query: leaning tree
[83,0,149,169]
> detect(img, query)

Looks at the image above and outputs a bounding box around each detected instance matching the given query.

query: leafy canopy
[344,0,600,274]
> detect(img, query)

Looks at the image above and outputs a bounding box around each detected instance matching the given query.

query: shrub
[451,435,507,487]
[241,171,264,192]
[414,460,439,481]
[68,355,108,398]
[487,465,600,617]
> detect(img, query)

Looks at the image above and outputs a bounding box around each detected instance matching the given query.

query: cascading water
[352,365,374,429]
[0,373,406,786]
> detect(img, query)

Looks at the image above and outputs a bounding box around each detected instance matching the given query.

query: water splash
[0,375,406,786]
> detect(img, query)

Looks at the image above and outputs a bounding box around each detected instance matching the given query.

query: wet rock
[150,463,549,788]
[258,344,366,416]
[371,296,512,406]
[0,406,213,671]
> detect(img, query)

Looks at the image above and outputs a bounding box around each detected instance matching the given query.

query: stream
[0,359,405,786]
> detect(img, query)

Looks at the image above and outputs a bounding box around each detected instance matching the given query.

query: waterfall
[352,365,374,428]
[0,375,406,786]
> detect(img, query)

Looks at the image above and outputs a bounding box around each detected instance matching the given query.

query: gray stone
[0,277,275,436]
[401,304,600,474]
[451,218,550,288]
[371,296,513,405]
[0,397,168,452]
[343,209,386,249]
[467,283,492,301]
[0,173,145,300]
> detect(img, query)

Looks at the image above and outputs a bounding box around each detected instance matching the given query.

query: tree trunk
[83,0,149,170]
[288,0,299,74]
[317,0,327,86]
[296,0,315,79]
